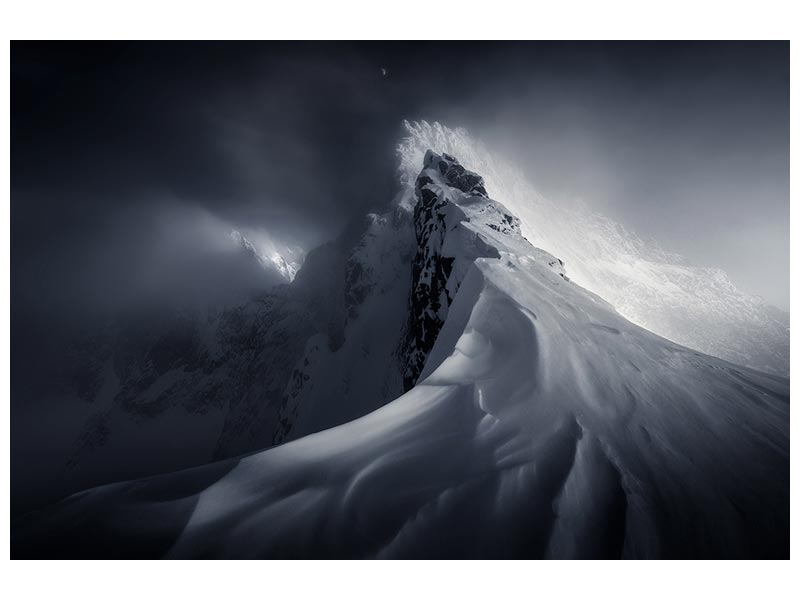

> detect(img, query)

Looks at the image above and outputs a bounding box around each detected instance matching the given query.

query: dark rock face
[65,294,317,470]
[272,207,416,445]
[400,175,458,390]
[398,151,504,390]
[439,152,488,196]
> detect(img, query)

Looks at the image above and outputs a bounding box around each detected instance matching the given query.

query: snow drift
[13,150,788,559]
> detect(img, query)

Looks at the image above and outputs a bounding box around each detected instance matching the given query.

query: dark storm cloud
[11,41,789,328]
[11,42,400,320]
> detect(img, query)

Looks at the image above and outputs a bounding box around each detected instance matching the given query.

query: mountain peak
[398,149,563,390]
[230,229,302,282]
[399,121,788,375]
[423,149,489,197]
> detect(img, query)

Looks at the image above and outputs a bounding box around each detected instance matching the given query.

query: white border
[2,1,797,598]
[0,0,797,40]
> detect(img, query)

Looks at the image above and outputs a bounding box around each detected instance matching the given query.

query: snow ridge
[397,150,563,390]
[397,121,789,376]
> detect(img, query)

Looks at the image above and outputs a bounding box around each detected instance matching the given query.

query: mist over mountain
[13,139,788,559]
[11,42,789,559]
[12,42,788,325]
[12,120,789,516]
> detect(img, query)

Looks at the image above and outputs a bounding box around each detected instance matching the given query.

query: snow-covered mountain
[25,185,417,509]
[13,150,788,559]
[398,121,789,376]
[230,230,303,282]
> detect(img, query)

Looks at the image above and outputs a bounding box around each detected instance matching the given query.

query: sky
[12,40,789,325]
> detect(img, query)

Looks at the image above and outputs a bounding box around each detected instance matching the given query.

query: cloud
[11,41,789,329]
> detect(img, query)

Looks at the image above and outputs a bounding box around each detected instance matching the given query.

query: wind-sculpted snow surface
[13,151,788,559]
[398,121,789,376]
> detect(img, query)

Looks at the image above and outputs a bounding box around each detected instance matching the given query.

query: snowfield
[13,150,788,559]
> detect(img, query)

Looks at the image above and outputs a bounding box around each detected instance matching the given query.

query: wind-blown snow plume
[397,121,789,375]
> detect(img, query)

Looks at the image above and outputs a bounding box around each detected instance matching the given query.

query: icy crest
[397,120,789,375]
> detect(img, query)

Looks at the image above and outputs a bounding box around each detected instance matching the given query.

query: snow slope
[13,151,788,559]
[398,121,789,376]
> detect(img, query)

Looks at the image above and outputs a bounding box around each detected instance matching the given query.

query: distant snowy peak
[230,230,303,282]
